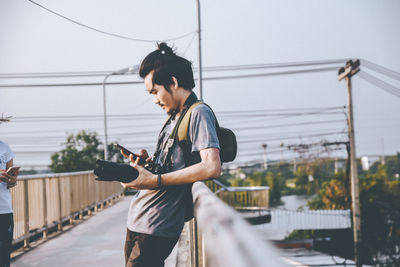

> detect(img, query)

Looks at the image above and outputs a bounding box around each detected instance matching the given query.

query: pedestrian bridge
[10,171,352,267]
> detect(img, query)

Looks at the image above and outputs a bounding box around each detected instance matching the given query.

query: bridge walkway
[12,196,130,267]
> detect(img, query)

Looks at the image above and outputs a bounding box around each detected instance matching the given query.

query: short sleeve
[0,141,14,168]
[189,104,220,153]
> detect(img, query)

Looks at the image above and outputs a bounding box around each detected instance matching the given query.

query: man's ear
[171,76,179,89]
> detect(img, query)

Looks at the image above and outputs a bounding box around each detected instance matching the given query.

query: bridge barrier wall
[178,182,285,267]
[10,171,124,245]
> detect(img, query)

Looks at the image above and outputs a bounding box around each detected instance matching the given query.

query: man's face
[144,72,177,114]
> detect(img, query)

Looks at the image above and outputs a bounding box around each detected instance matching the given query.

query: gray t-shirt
[126,104,220,237]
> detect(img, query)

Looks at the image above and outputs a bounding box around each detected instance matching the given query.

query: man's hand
[0,169,18,189]
[120,154,157,190]
[120,149,151,166]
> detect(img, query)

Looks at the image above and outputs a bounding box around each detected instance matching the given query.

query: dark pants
[0,213,13,267]
[124,229,179,267]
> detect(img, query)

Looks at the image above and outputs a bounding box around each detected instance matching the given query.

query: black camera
[94,159,139,183]
[93,159,168,183]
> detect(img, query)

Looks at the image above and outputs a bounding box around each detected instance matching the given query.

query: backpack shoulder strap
[177,100,203,143]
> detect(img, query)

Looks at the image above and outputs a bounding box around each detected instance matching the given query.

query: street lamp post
[196,0,203,100]
[102,65,139,160]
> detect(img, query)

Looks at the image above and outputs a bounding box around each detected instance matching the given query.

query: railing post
[190,219,199,267]
[42,178,48,239]
[23,180,30,248]
[57,177,63,231]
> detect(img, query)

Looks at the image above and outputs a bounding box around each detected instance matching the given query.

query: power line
[236,146,345,158]
[3,113,345,136]
[0,66,340,88]
[358,70,400,98]
[361,59,400,82]
[27,0,196,43]
[237,131,347,144]
[0,59,345,79]
[203,66,339,81]
[0,80,141,88]
[1,120,344,146]
[5,129,347,149]
[8,106,345,121]
[1,58,399,84]
[230,119,345,132]
[202,59,345,72]
[237,127,348,139]
[7,111,344,124]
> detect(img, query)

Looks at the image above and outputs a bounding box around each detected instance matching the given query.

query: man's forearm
[160,159,221,186]
[123,148,221,190]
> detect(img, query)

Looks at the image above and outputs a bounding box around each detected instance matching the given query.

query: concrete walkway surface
[12,197,131,267]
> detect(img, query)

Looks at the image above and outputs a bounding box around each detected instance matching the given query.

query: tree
[308,171,350,210]
[49,130,124,173]
[266,172,283,205]
[307,164,400,265]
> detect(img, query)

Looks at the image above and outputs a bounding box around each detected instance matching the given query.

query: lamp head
[112,65,139,75]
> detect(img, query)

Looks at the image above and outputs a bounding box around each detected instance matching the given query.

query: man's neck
[170,91,197,119]
[178,90,192,112]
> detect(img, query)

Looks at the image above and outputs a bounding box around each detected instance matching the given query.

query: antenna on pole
[0,114,12,123]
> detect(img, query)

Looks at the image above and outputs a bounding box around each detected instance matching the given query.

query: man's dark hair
[139,43,195,92]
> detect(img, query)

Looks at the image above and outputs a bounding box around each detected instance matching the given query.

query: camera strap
[154,92,199,169]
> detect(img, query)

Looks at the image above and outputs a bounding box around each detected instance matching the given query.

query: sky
[0,0,399,170]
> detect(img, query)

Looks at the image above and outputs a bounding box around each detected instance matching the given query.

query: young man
[121,43,221,267]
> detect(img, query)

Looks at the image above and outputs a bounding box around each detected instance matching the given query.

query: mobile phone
[6,166,20,176]
[114,144,137,158]
[114,144,145,164]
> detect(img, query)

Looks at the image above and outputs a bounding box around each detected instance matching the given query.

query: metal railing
[208,179,270,209]
[174,181,285,267]
[10,171,124,246]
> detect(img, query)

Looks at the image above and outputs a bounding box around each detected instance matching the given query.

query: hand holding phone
[7,166,20,176]
[114,144,146,165]
[0,166,19,186]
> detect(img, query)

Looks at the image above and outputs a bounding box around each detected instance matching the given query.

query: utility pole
[338,59,362,267]
[196,0,203,100]
[262,144,268,170]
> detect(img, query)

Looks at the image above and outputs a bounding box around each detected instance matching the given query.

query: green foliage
[266,172,282,205]
[230,177,250,187]
[359,174,400,265]
[308,171,350,210]
[368,153,400,181]
[49,130,124,173]
[291,159,340,195]
[307,163,400,265]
